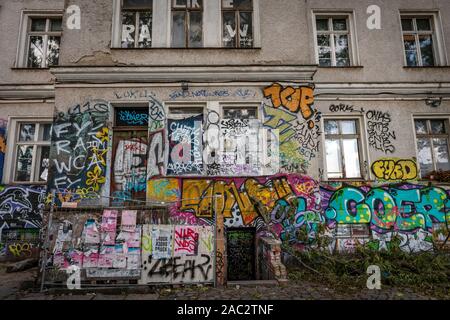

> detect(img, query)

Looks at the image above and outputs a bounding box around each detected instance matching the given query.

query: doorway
[226,228,256,281]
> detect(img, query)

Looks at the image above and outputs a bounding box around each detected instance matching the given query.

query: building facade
[0,0,449,284]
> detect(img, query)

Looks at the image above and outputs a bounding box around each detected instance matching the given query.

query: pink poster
[98,245,115,268]
[121,210,137,232]
[101,210,118,232]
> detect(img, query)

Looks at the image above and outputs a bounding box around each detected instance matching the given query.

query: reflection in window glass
[325,139,342,178]
[333,19,347,31]
[415,119,450,177]
[414,119,427,134]
[172,11,186,47]
[342,139,361,178]
[189,11,203,47]
[324,120,338,134]
[340,120,356,134]
[316,19,329,31]
[317,35,331,66]
[401,17,435,67]
[31,19,46,32]
[335,34,350,66]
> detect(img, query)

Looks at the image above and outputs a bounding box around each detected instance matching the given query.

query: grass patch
[283,244,450,299]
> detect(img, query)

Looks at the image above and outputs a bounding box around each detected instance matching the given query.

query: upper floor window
[414,119,450,177]
[11,121,52,183]
[401,16,436,66]
[324,119,362,179]
[222,0,253,48]
[171,0,203,48]
[314,15,352,67]
[27,17,62,68]
[121,0,153,48]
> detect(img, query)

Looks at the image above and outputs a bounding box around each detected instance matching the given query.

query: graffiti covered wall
[48,101,110,204]
[0,185,46,260]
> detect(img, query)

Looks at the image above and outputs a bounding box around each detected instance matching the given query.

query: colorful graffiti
[48,101,109,202]
[262,83,320,173]
[366,110,396,154]
[371,158,418,181]
[0,185,45,230]
[140,225,214,284]
[0,119,7,183]
[168,88,256,100]
[167,115,203,175]
[321,183,450,252]
[112,135,148,202]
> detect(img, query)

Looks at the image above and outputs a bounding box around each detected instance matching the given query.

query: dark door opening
[226,228,256,281]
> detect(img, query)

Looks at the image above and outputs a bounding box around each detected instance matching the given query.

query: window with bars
[401,16,435,67]
[26,17,62,68]
[414,119,450,177]
[121,0,153,48]
[324,119,362,179]
[222,0,253,48]
[171,0,203,48]
[13,122,52,183]
[315,16,352,67]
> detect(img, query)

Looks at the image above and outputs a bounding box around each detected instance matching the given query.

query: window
[314,15,352,66]
[222,0,253,48]
[121,0,153,48]
[12,122,52,183]
[223,106,257,119]
[171,0,203,48]
[336,224,370,238]
[324,119,362,179]
[26,17,62,68]
[168,106,204,119]
[414,119,450,177]
[401,16,436,66]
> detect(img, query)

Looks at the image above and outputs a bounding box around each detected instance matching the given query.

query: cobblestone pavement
[0,264,447,300]
[10,282,446,300]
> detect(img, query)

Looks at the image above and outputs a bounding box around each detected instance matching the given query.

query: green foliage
[283,243,450,298]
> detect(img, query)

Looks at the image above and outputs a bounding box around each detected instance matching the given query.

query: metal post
[40,189,55,292]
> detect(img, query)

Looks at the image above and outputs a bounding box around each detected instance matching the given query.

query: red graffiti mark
[174,227,199,254]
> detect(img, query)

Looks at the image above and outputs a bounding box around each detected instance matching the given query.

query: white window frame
[412,115,450,178]
[112,0,261,48]
[4,117,52,185]
[321,116,367,180]
[398,11,448,67]
[220,0,255,48]
[312,11,360,67]
[15,10,63,68]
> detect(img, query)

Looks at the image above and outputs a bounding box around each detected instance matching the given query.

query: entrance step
[227,280,279,287]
